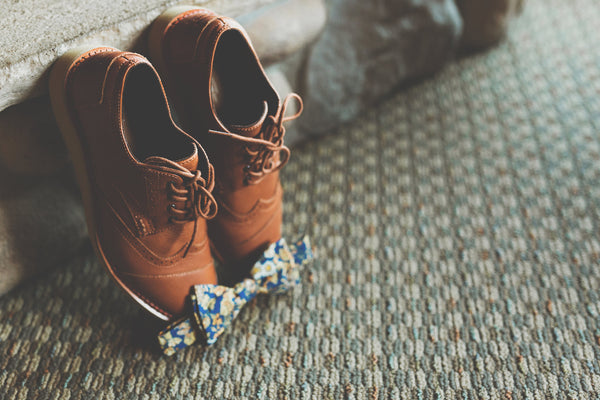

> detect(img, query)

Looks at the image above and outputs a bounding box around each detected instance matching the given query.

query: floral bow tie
[158,236,313,356]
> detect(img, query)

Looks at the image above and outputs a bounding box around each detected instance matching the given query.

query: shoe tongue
[144,143,199,171]
[226,101,269,138]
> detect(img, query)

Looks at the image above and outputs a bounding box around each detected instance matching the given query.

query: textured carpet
[2,0,600,398]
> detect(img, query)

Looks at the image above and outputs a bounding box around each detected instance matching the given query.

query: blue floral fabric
[156,318,197,356]
[157,236,313,356]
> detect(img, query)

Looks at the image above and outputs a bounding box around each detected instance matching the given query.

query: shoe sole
[49,47,171,321]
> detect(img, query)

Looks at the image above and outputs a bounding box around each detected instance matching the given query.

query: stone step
[0,0,326,114]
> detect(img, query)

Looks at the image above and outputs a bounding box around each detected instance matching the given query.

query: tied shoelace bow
[243,93,303,184]
[147,156,218,257]
[210,93,303,185]
[157,236,313,356]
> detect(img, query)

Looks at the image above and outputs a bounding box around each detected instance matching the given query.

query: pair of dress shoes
[49,7,302,321]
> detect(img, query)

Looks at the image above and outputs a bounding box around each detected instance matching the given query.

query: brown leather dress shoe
[149,7,303,278]
[49,47,218,320]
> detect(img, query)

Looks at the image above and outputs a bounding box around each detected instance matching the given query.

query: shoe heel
[148,6,213,74]
[48,46,114,260]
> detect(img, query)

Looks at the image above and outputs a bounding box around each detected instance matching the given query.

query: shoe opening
[211,29,279,128]
[122,63,195,162]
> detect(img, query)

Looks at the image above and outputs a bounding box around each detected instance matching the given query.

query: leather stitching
[95,236,172,319]
[215,183,281,222]
[213,206,280,247]
[119,260,214,279]
[104,198,188,267]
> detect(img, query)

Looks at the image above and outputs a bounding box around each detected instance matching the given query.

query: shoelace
[147,157,218,257]
[241,93,303,185]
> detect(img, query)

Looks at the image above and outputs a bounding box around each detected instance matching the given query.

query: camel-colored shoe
[149,7,302,278]
[49,47,218,320]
